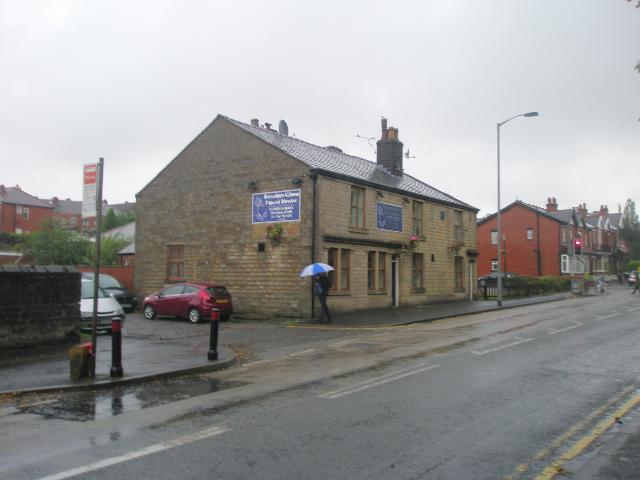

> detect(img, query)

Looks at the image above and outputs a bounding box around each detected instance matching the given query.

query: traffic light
[573,238,583,256]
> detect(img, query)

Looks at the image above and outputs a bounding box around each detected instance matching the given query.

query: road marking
[627,306,640,312]
[241,360,270,367]
[320,363,441,399]
[535,391,640,480]
[503,385,636,480]
[547,320,584,335]
[331,339,360,346]
[596,312,621,320]
[36,425,228,480]
[472,337,533,356]
[288,348,316,357]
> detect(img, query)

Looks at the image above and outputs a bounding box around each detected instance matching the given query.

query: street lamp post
[496,111,538,306]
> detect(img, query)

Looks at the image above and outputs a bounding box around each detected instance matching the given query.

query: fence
[478,276,571,300]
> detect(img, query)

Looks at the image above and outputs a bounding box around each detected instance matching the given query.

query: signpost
[87,159,104,377]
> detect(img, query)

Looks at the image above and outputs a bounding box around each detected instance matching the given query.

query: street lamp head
[523,112,539,117]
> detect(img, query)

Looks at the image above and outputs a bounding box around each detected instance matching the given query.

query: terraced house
[135,115,478,318]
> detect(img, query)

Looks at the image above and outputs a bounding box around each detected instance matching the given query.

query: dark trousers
[319,294,331,323]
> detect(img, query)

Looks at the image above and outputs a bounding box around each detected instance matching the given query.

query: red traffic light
[574,238,582,247]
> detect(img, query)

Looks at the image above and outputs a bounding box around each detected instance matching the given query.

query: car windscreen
[205,287,229,298]
[98,274,123,289]
[81,282,110,299]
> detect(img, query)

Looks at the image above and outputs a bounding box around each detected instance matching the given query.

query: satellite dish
[278,120,289,136]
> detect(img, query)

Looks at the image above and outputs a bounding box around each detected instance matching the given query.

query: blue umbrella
[299,263,335,277]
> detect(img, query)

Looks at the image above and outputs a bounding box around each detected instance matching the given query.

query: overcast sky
[1,0,638,217]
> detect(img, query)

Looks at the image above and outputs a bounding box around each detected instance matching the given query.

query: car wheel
[143,304,156,320]
[188,308,201,324]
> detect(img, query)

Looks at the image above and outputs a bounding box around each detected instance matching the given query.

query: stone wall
[0,266,81,349]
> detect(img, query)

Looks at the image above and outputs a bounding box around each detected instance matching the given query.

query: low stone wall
[0,266,81,349]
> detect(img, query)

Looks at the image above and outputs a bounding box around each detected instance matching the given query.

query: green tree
[23,220,92,265]
[621,198,640,259]
[101,208,119,232]
[93,237,132,266]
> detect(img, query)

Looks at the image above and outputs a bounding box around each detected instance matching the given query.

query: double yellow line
[505,385,640,480]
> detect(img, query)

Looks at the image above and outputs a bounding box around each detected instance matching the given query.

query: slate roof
[103,221,135,239]
[118,242,135,255]
[49,198,82,215]
[477,200,567,225]
[0,187,52,209]
[110,202,135,214]
[223,116,477,212]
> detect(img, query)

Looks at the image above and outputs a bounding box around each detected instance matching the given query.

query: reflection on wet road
[21,375,247,422]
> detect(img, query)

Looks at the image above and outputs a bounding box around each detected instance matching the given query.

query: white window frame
[527,228,533,240]
[490,231,498,245]
[22,207,30,219]
[491,260,498,272]
[561,254,569,273]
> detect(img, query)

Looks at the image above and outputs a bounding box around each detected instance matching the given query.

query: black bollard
[208,308,220,361]
[110,318,124,377]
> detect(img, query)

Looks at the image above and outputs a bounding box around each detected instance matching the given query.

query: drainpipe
[311,172,318,318]
[536,211,542,276]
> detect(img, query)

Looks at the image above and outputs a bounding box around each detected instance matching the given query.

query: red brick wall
[477,204,562,277]
[0,204,54,233]
[76,265,135,291]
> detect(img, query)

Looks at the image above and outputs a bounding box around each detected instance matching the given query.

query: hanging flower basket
[399,234,419,255]
[265,224,284,244]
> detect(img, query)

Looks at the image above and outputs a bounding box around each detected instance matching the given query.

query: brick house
[0,185,54,234]
[135,115,479,318]
[477,197,624,278]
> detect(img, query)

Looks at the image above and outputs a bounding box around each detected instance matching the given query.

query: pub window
[412,253,424,290]
[454,256,464,291]
[328,247,351,291]
[378,252,386,290]
[411,201,423,236]
[453,210,463,240]
[367,251,375,290]
[350,187,365,227]
[167,245,185,281]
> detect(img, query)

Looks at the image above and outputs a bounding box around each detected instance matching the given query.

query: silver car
[80,279,125,332]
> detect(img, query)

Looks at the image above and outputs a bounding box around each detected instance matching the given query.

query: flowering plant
[265,224,283,243]
[408,233,419,249]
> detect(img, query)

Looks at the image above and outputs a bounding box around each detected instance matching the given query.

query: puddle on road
[20,375,247,422]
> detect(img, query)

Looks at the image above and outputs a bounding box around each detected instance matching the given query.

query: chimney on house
[51,196,60,208]
[0,185,6,197]
[250,118,259,128]
[600,205,608,216]
[376,117,404,176]
[546,197,558,212]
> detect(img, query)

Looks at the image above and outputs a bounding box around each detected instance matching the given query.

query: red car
[142,282,233,323]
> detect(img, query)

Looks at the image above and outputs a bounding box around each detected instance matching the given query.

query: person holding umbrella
[299,263,334,324]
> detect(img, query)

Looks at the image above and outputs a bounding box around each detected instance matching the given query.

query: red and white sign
[82,163,98,218]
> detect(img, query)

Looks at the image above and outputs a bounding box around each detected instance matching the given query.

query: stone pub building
[135,115,478,318]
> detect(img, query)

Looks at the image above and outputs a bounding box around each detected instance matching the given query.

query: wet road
[1,287,639,479]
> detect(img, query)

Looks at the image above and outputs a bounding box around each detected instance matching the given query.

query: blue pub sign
[376,202,403,232]
[252,189,301,223]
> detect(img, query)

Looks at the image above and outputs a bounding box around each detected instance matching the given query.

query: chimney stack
[376,117,403,176]
[250,118,259,128]
[600,204,608,216]
[0,185,5,197]
[546,197,558,212]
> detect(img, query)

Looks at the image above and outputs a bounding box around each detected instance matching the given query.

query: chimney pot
[264,122,272,130]
[250,118,259,127]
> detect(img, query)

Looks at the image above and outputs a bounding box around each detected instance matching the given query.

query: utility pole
[90,158,104,377]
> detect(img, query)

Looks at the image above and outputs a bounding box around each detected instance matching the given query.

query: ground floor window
[454,256,464,291]
[167,245,185,281]
[367,251,387,291]
[491,259,498,272]
[412,253,424,290]
[328,247,351,291]
[561,254,569,273]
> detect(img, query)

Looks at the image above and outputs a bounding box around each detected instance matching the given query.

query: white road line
[472,337,534,356]
[241,360,270,367]
[331,339,360,346]
[320,364,440,399]
[288,348,316,357]
[627,306,640,312]
[548,320,584,335]
[36,425,228,480]
[597,312,621,320]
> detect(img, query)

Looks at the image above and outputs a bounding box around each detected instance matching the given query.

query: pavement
[0,293,569,396]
